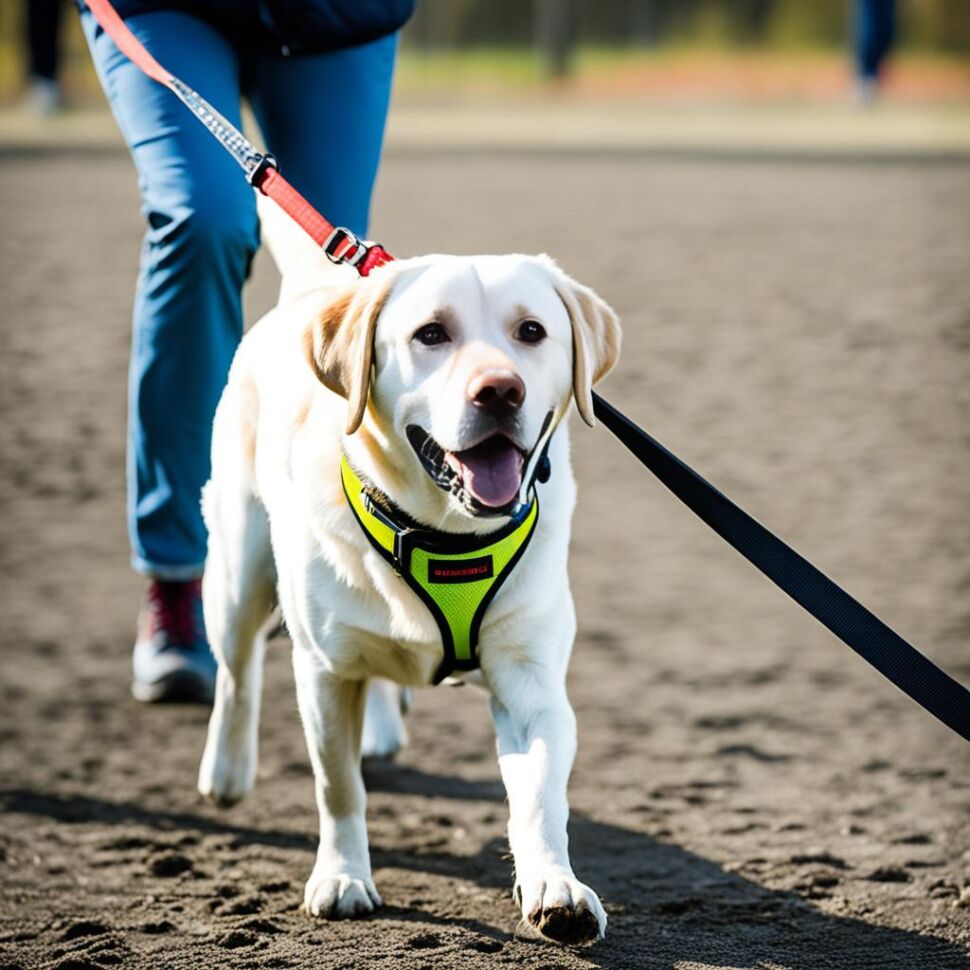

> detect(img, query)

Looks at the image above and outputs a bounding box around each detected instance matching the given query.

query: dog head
[304,254,620,522]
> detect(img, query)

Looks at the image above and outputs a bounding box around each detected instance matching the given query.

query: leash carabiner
[323,227,368,268]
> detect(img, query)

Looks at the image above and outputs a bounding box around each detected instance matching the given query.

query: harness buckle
[392,529,411,576]
[323,226,367,268]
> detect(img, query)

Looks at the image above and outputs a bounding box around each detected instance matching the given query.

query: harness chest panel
[340,457,539,684]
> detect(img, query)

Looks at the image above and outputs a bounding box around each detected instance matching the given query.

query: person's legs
[25,0,64,114]
[855,0,879,82]
[26,0,63,81]
[872,0,897,78]
[854,0,896,95]
[82,10,259,701]
[82,10,258,580]
[248,33,397,239]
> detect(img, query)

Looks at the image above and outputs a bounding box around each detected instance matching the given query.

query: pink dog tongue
[452,438,524,508]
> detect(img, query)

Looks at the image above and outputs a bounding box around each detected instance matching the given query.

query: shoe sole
[132,670,214,705]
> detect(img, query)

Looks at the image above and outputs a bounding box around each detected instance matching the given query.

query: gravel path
[1,146,969,969]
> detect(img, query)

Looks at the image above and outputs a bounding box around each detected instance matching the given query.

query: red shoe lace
[145,579,203,646]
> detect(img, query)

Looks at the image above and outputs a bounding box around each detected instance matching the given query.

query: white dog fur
[197,197,621,944]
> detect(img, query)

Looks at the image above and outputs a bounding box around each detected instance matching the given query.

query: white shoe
[24,76,61,117]
[855,77,879,107]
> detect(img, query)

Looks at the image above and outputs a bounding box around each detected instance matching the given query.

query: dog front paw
[516,871,606,945]
[303,868,381,919]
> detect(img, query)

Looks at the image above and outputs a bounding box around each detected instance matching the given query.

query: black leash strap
[592,391,970,743]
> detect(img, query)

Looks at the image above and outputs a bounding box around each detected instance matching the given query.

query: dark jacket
[83,0,415,55]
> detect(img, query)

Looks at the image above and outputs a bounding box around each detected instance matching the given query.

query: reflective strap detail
[168,77,264,177]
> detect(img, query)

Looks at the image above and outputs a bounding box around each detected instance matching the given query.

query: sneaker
[854,77,879,107]
[132,579,216,704]
[24,76,61,117]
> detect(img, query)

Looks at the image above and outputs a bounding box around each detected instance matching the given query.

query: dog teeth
[407,424,470,501]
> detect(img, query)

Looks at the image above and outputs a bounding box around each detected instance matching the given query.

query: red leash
[83,0,393,277]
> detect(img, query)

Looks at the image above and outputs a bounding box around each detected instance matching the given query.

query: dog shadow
[3,770,967,970]
[362,761,969,970]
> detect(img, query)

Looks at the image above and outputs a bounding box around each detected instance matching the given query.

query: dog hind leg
[361,678,410,760]
[197,470,277,808]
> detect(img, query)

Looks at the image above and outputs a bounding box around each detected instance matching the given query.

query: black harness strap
[592,391,970,743]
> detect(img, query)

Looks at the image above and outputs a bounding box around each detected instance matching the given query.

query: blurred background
[2,0,969,154]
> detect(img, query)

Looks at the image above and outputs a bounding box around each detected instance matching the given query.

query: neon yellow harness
[340,456,539,684]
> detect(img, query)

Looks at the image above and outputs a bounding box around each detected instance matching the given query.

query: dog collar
[340,455,539,684]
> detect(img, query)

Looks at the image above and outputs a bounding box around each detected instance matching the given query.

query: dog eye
[413,322,450,346]
[516,319,546,344]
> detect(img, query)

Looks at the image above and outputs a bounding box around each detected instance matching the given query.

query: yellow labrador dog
[197,203,620,945]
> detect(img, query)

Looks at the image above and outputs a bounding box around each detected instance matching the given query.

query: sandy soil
[1,145,969,970]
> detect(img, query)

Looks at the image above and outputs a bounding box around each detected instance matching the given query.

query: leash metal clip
[323,226,367,268]
[246,152,278,188]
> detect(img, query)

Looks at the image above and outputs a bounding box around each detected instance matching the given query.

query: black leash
[592,391,970,743]
[84,0,968,744]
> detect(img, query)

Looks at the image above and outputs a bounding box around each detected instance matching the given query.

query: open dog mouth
[406,425,526,516]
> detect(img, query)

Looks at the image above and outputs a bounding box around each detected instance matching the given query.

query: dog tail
[256,192,354,305]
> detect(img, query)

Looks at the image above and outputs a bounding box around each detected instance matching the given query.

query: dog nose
[467,369,526,413]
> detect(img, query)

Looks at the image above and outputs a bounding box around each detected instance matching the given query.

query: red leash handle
[82,0,393,277]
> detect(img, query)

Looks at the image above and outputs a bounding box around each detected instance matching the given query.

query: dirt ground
[1,142,969,970]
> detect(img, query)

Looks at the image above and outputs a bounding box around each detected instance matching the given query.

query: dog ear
[302,266,399,435]
[538,256,622,427]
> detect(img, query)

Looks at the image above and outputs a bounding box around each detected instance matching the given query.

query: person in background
[79,0,414,703]
[854,0,897,103]
[25,0,65,115]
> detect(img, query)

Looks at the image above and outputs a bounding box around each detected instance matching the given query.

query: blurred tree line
[1,0,967,103]
[404,0,970,54]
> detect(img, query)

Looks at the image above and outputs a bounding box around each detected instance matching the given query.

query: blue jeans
[82,11,396,578]
[854,0,896,82]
